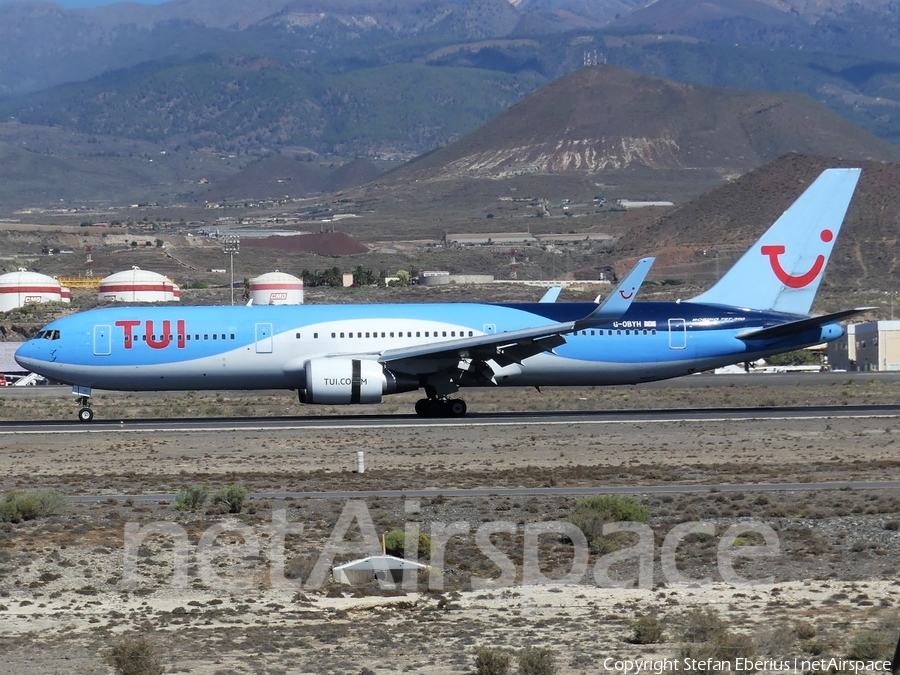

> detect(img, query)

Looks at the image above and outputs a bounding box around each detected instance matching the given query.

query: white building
[250,271,304,305]
[98,267,181,302]
[0,269,66,312]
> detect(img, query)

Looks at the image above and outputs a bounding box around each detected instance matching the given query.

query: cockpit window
[38,330,60,341]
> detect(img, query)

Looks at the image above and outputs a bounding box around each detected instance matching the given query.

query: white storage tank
[0,269,64,312]
[250,271,304,305]
[98,267,181,302]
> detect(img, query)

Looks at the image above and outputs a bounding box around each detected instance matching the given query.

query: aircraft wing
[375,257,655,368]
[736,307,873,341]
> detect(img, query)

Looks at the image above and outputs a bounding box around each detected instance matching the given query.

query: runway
[2,403,900,434]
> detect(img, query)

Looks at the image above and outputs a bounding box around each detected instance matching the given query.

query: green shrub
[568,494,649,551]
[383,529,432,559]
[474,646,511,675]
[630,615,666,644]
[106,636,165,675]
[518,646,556,675]
[171,485,208,512]
[848,630,895,660]
[0,489,66,523]
[212,484,247,514]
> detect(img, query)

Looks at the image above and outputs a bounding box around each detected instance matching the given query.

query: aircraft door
[668,318,687,350]
[255,323,273,354]
[483,324,496,335]
[93,325,112,356]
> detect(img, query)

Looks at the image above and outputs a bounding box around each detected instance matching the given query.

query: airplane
[15,167,865,423]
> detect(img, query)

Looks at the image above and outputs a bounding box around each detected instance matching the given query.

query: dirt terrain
[1,379,899,674]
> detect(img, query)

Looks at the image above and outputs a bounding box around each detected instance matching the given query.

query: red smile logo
[619,287,635,300]
[761,229,833,289]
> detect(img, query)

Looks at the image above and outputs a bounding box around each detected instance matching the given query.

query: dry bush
[630,614,666,644]
[677,607,757,673]
[518,646,557,675]
[106,636,165,675]
[474,646,511,675]
[383,529,432,559]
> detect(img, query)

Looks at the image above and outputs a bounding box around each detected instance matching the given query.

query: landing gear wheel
[415,398,431,417]
[448,399,467,417]
[78,407,94,423]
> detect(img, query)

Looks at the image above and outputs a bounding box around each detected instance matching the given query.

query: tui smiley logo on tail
[760,229,833,289]
[619,287,636,300]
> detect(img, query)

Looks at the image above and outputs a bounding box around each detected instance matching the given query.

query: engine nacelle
[299,358,387,405]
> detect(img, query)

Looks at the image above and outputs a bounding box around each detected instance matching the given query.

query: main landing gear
[414,397,467,418]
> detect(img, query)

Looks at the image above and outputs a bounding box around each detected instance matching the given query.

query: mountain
[321,158,382,193]
[0,55,544,157]
[385,65,900,184]
[611,0,900,59]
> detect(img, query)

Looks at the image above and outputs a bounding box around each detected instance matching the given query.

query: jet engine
[298,358,417,405]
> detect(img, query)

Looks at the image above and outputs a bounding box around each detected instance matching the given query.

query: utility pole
[221,235,240,306]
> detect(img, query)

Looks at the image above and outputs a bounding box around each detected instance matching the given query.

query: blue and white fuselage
[15,301,844,391]
[13,168,868,420]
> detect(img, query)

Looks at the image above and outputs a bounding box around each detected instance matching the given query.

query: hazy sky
[0,0,169,6]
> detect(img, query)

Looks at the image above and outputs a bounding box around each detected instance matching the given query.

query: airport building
[98,267,181,302]
[827,321,900,371]
[0,269,69,312]
[249,271,304,305]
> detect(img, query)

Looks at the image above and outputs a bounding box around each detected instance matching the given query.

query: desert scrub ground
[1,376,899,674]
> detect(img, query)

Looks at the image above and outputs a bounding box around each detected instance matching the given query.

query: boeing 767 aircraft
[16,168,865,422]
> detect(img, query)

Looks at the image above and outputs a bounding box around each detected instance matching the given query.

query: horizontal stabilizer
[737,307,873,341]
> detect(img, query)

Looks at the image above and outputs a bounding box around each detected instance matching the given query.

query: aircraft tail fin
[691,168,861,315]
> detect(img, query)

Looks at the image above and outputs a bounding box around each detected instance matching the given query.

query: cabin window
[365,332,370,338]
[451,331,456,337]
[357,332,362,338]
[417,332,421,337]
[349,333,353,338]
[177,334,183,342]
[442,331,447,337]
[407,332,412,337]
[390,332,395,338]
[340,332,345,338]
[195,334,200,340]
[652,329,657,335]
[643,329,648,335]
[617,330,621,335]
[186,335,191,341]
[382,332,386,338]
[332,332,336,338]
[296,332,301,339]
[468,331,473,337]
[204,334,208,340]
[231,334,235,340]
[213,334,217,340]
[314,333,318,339]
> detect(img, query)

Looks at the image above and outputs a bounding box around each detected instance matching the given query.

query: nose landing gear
[414,397,467,418]
[72,385,94,423]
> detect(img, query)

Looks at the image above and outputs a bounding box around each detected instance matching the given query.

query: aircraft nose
[15,340,43,372]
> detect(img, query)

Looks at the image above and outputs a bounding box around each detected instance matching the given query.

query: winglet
[575,257,654,328]
[539,287,563,303]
